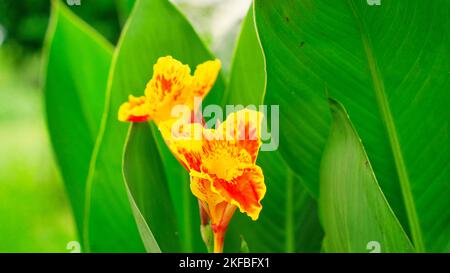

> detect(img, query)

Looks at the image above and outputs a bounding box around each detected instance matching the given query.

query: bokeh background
[0,0,250,252]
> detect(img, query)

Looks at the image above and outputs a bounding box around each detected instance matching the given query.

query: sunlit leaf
[320,100,414,253]
[122,123,179,252]
[43,1,113,247]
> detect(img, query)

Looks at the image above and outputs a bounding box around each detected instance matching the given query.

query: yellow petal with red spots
[192,59,221,98]
[217,109,263,163]
[190,173,224,209]
[118,95,151,122]
[158,109,266,222]
[210,165,265,221]
[144,56,193,123]
[201,139,252,182]
[158,119,204,172]
[190,173,236,229]
[118,56,221,124]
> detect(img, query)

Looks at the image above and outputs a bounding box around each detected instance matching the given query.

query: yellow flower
[160,109,266,252]
[118,56,221,124]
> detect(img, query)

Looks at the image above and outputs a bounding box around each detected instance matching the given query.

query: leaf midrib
[347,0,425,252]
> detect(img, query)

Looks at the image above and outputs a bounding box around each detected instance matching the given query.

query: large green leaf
[320,100,414,253]
[85,0,225,252]
[255,0,449,252]
[116,0,136,26]
[153,131,205,252]
[225,7,323,252]
[122,123,179,252]
[43,1,113,246]
[223,6,265,106]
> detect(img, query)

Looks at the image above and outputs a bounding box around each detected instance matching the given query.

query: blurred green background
[0,0,249,252]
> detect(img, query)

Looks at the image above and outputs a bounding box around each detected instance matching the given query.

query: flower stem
[211,204,236,253]
[213,231,224,253]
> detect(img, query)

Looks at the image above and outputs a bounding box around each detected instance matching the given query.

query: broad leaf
[86,0,225,252]
[43,1,113,247]
[152,131,205,252]
[116,0,136,26]
[320,100,414,253]
[122,123,179,252]
[255,0,449,252]
[223,6,265,106]
[225,7,323,252]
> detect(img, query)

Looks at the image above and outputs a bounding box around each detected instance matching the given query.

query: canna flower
[159,109,266,252]
[117,55,266,253]
[118,56,221,124]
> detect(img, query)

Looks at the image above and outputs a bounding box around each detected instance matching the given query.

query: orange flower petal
[118,95,151,122]
[210,165,265,221]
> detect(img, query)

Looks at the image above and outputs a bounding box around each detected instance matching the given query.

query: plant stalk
[213,231,225,253]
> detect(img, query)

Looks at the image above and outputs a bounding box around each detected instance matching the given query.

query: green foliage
[0,49,76,252]
[0,0,49,49]
[225,7,323,253]
[255,0,449,252]
[116,0,136,26]
[123,123,179,252]
[43,1,113,243]
[0,0,122,50]
[320,100,414,253]
[40,0,449,253]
